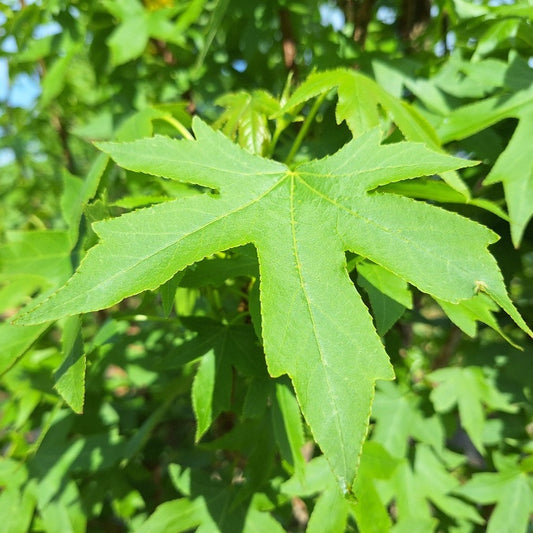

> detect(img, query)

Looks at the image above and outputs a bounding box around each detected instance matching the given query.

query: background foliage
[1,0,533,531]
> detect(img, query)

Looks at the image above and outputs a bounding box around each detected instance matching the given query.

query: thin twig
[279,8,298,78]
[353,0,377,48]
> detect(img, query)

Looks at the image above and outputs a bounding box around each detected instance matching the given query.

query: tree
[1,1,532,531]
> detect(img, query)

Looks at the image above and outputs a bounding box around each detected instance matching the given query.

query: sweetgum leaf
[454,454,533,533]
[436,61,533,247]
[15,117,531,492]
[214,90,280,155]
[283,68,470,196]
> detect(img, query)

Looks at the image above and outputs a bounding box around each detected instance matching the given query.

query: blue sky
[0,11,62,109]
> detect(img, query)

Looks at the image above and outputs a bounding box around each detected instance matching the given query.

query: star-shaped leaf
[436,56,533,246]
[15,118,531,493]
[214,90,280,155]
[454,453,533,533]
[283,68,470,196]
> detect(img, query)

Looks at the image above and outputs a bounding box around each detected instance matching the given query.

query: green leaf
[484,105,533,247]
[141,467,285,533]
[356,260,412,310]
[137,497,207,532]
[215,90,280,155]
[436,293,519,347]
[0,322,50,375]
[271,380,306,477]
[40,38,82,106]
[283,68,469,196]
[307,483,349,533]
[356,259,411,335]
[358,278,406,337]
[372,382,445,459]
[0,486,36,533]
[0,278,42,314]
[191,348,231,441]
[202,416,277,497]
[175,0,207,32]
[285,69,439,144]
[0,230,74,375]
[16,118,530,491]
[432,54,508,99]
[281,455,332,497]
[0,230,73,287]
[60,154,109,245]
[146,10,186,46]
[107,14,149,66]
[54,315,86,414]
[413,445,483,524]
[473,18,523,60]
[159,270,184,316]
[187,318,266,440]
[60,171,84,243]
[454,456,533,533]
[350,442,399,533]
[37,479,86,533]
[380,179,510,220]
[428,366,516,454]
[436,65,533,246]
[179,245,258,288]
[390,461,436,529]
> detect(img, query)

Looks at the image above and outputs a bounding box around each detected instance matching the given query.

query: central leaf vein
[289,176,347,476]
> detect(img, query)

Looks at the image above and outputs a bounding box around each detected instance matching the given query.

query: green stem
[227,311,250,325]
[162,116,194,140]
[267,121,285,158]
[284,92,327,166]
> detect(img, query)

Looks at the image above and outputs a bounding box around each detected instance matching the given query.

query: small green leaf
[373,382,447,459]
[188,318,266,440]
[436,293,519,347]
[54,315,86,414]
[414,445,484,524]
[350,442,399,533]
[215,90,280,155]
[454,456,533,533]
[40,40,81,106]
[429,366,516,454]
[307,483,349,533]
[281,456,332,497]
[271,380,306,477]
[137,498,206,533]
[179,245,258,288]
[484,105,533,246]
[192,348,231,441]
[0,486,36,533]
[107,14,149,66]
[357,260,411,335]
[0,322,50,376]
[159,271,184,316]
[356,260,412,310]
[175,0,207,32]
[0,230,72,286]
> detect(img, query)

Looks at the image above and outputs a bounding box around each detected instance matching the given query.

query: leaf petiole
[285,92,328,166]
[161,115,195,140]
